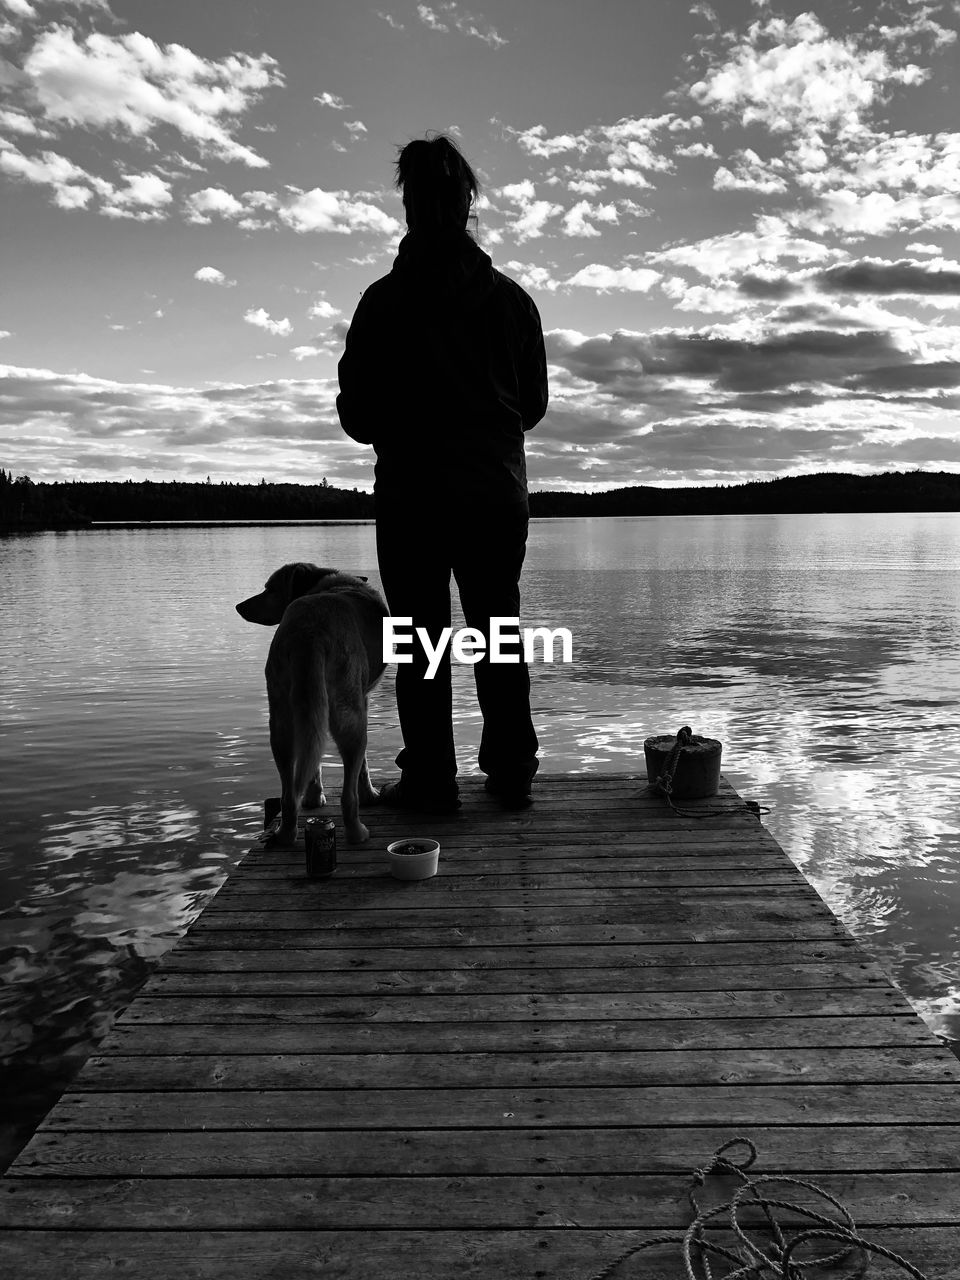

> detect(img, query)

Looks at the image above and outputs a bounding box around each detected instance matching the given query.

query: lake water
[2,512,960,1170]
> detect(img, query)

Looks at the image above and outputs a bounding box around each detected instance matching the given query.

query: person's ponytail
[395,133,479,234]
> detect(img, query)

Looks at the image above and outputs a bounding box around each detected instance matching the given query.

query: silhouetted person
[337,133,548,810]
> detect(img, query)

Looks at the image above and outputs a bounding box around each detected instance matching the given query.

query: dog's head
[236,562,343,626]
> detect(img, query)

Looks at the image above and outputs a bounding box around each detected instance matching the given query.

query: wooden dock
[1,773,959,1277]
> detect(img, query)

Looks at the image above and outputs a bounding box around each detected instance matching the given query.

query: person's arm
[336,291,380,445]
[519,294,548,432]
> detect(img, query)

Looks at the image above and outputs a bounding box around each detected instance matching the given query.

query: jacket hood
[391,229,497,314]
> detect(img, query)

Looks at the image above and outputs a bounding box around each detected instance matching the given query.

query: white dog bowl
[387,838,440,881]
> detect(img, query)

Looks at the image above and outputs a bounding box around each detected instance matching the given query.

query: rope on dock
[587,1137,927,1279]
[654,726,771,820]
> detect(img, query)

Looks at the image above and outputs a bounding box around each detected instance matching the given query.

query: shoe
[379,779,461,813]
[484,775,534,809]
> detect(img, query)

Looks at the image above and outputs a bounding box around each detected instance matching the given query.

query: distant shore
[1,469,957,532]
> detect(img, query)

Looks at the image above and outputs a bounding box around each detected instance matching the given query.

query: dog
[237,562,387,847]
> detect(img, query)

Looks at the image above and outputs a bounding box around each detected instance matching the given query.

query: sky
[2,0,960,491]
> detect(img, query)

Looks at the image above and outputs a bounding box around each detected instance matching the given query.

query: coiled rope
[586,1137,926,1279]
[655,726,771,820]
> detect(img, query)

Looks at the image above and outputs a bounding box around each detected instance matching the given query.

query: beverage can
[304,816,337,878]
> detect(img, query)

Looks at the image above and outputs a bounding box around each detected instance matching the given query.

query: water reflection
[0,797,243,1167]
[1,516,959,1170]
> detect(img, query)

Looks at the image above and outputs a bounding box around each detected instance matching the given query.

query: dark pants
[376,502,539,793]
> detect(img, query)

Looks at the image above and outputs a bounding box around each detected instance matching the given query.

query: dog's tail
[292,649,329,800]
[268,648,329,841]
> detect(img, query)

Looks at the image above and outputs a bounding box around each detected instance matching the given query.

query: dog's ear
[287,563,338,600]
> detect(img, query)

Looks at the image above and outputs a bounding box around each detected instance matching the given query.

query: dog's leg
[304,767,326,810]
[266,672,328,848]
[330,699,370,846]
[358,755,379,806]
[267,705,301,849]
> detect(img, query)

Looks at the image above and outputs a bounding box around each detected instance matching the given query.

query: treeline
[528,469,960,517]
[0,473,375,527]
[1,468,958,530]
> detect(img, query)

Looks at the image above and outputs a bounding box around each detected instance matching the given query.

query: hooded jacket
[336,229,548,510]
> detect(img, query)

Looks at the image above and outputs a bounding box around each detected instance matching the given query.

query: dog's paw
[304,783,327,809]
[359,787,380,807]
[346,822,370,846]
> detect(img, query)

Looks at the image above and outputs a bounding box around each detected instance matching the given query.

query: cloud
[689,12,927,137]
[508,124,587,158]
[344,120,367,137]
[314,91,349,110]
[737,272,797,299]
[496,179,563,241]
[308,298,340,319]
[0,139,96,206]
[0,362,376,485]
[5,340,959,490]
[510,320,960,487]
[653,217,838,278]
[545,325,906,396]
[501,259,662,295]
[792,187,960,238]
[502,260,563,292]
[503,112,705,199]
[290,345,323,361]
[816,258,960,296]
[278,187,400,235]
[675,140,718,159]
[243,307,292,336]
[194,266,236,287]
[809,131,960,199]
[417,2,505,47]
[0,104,53,135]
[566,264,661,292]
[183,185,245,223]
[416,4,448,31]
[713,147,787,193]
[19,24,282,167]
[376,11,405,31]
[843,361,960,392]
[601,114,679,177]
[0,135,174,215]
[561,199,618,237]
[871,6,959,53]
[101,169,172,218]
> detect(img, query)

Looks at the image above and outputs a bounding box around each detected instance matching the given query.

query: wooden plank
[241,835,789,860]
[1,1229,955,1280]
[167,938,868,966]
[184,897,842,929]
[236,851,797,877]
[155,956,890,991]
[2,1172,959,1230]
[203,884,818,911]
[268,812,759,834]
[17,1125,960,1178]
[214,867,810,893]
[98,1016,929,1056]
[38,1083,960,1130]
[69,1045,957,1090]
[128,984,910,1015]
[174,921,853,946]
